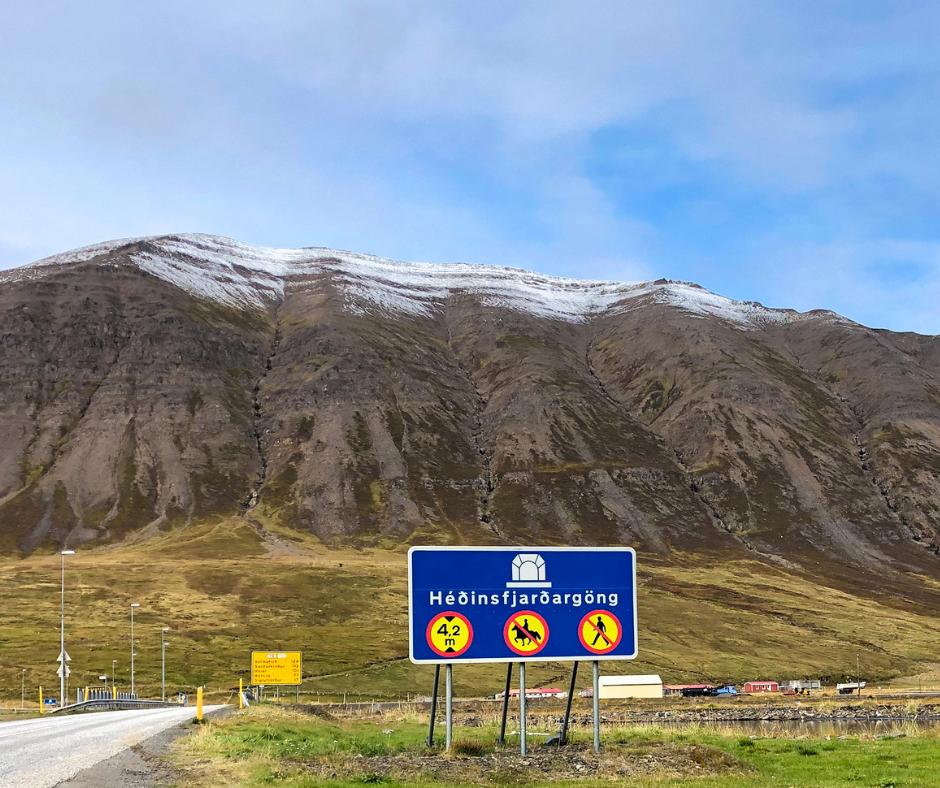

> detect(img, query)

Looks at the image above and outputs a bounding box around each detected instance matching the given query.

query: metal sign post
[519,662,527,756]
[445,664,453,751]
[498,663,513,745]
[592,660,600,752]
[560,661,579,745]
[426,665,440,747]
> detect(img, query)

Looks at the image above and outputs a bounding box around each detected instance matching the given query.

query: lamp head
[130,603,140,608]
[162,627,170,632]
[61,550,75,556]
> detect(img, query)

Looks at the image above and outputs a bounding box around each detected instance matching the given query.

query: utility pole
[21,669,26,710]
[161,628,170,702]
[59,550,75,707]
[857,653,861,697]
[130,603,140,696]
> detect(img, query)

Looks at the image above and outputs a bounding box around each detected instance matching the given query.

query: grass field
[174,705,940,787]
[2,516,940,703]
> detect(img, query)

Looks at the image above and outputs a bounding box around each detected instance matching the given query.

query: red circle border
[578,609,623,655]
[426,611,474,658]
[503,610,550,656]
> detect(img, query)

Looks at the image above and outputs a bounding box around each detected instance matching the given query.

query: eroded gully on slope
[242,301,283,514]
[778,340,938,555]
[443,310,500,540]
[583,329,760,554]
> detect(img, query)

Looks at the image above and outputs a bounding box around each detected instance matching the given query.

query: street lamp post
[21,669,26,710]
[130,603,140,696]
[161,628,170,702]
[59,550,75,707]
[112,659,117,692]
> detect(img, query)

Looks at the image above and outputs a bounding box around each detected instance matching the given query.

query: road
[0,705,224,788]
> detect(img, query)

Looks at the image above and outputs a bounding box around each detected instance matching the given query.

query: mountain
[2,233,940,587]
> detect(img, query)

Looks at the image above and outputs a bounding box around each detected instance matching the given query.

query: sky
[2,1,940,332]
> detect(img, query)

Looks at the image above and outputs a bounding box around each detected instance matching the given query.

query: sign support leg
[519,661,527,756]
[498,662,513,745]
[426,664,440,747]
[445,664,453,751]
[592,660,600,753]
[560,661,578,745]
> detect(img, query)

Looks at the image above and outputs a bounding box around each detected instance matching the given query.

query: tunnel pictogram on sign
[426,611,473,657]
[578,610,622,655]
[503,610,549,656]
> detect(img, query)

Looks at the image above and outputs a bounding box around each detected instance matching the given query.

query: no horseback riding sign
[408,546,637,664]
[504,610,549,655]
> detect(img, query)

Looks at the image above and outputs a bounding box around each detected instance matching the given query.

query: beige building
[596,674,663,699]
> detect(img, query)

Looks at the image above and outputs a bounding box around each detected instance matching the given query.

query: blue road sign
[408,546,637,664]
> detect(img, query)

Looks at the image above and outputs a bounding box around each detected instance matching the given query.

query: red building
[743,681,778,693]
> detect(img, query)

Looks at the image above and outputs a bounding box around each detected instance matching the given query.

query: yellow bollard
[84,686,88,703]
[238,679,244,710]
[112,685,117,700]
[197,686,203,721]
[39,686,43,714]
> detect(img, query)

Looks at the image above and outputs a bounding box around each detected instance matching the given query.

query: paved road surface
[0,705,224,788]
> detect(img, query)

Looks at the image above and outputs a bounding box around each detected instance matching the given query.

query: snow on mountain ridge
[7,233,835,327]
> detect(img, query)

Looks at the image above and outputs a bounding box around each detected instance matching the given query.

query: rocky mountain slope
[2,234,939,582]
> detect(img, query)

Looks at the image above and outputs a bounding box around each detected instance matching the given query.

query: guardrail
[49,699,186,714]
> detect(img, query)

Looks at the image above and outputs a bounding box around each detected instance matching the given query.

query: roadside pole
[519,662,527,756]
[197,687,203,721]
[560,662,579,744]
[498,663,513,745]
[38,686,43,714]
[426,664,440,747]
[239,679,244,709]
[592,661,600,752]
[445,664,453,751]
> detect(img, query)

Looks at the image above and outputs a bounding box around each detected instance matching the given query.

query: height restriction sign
[427,611,473,657]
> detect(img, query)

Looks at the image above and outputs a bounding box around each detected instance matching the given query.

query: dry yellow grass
[2,517,939,702]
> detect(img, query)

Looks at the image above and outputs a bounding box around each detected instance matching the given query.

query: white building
[591,674,664,699]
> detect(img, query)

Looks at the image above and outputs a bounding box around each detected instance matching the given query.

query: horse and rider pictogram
[503,610,549,656]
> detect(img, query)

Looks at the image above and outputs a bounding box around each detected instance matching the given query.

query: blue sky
[2,1,940,332]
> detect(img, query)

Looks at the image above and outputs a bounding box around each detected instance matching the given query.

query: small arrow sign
[56,664,71,679]
[57,651,71,663]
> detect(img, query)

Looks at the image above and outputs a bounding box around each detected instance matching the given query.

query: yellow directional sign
[426,611,473,657]
[579,610,622,655]
[251,651,302,685]
[504,610,549,656]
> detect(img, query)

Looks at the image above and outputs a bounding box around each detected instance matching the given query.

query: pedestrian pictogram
[578,609,622,654]
[503,610,549,656]
[427,611,473,657]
